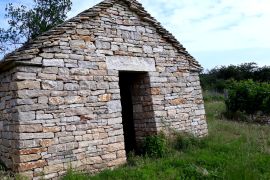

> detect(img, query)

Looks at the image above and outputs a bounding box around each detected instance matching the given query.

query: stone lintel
[106,56,156,72]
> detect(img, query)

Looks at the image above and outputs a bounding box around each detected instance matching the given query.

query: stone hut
[0,0,208,179]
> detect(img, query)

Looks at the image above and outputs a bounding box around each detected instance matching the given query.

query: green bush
[142,133,167,158]
[225,80,270,118]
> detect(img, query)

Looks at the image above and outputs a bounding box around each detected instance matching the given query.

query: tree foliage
[200,63,270,92]
[0,0,72,56]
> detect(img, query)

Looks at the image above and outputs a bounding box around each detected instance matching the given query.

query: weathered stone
[169,98,186,106]
[18,124,43,133]
[13,154,41,163]
[40,139,54,147]
[70,40,85,48]
[70,54,84,60]
[44,164,64,174]
[143,45,153,53]
[17,160,47,171]
[98,94,112,102]
[55,53,69,59]
[106,56,156,71]
[43,126,61,133]
[76,29,90,35]
[107,100,122,113]
[49,97,65,105]
[17,111,36,121]
[59,136,75,143]
[15,81,40,90]
[43,59,64,67]
[14,72,36,80]
[64,83,79,91]
[42,80,63,90]
[40,53,54,58]
[128,47,143,53]
[95,40,111,49]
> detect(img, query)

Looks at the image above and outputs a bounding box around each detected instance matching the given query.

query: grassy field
[64,99,270,180]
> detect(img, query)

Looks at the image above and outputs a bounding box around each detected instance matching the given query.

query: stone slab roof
[0,0,202,71]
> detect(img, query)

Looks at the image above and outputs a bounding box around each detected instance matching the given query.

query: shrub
[225,80,270,119]
[142,133,167,158]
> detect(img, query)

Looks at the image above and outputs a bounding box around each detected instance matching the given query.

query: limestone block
[95,40,111,49]
[153,46,164,53]
[78,61,96,68]
[107,142,125,152]
[43,59,64,67]
[38,96,48,104]
[64,83,79,91]
[14,72,36,80]
[169,98,186,106]
[17,160,47,172]
[55,53,69,59]
[117,150,126,158]
[16,148,47,155]
[59,136,75,143]
[128,47,142,53]
[70,68,90,75]
[49,97,64,105]
[70,54,84,61]
[43,126,61,133]
[107,101,122,114]
[65,96,83,104]
[19,132,54,140]
[76,29,90,35]
[106,56,156,71]
[70,40,85,48]
[15,81,40,90]
[17,111,36,121]
[39,139,54,147]
[38,73,57,80]
[44,164,64,174]
[102,153,116,160]
[119,25,136,31]
[18,124,43,133]
[98,94,112,102]
[14,154,41,163]
[39,53,54,58]
[143,45,153,53]
[79,81,96,90]
[42,80,63,90]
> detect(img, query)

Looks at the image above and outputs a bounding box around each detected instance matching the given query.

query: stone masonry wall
[0,1,207,179]
[0,68,18,170]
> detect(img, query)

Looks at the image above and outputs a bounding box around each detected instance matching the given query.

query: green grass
[64,100,270,180]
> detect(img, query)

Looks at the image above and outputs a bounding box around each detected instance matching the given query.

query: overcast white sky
[1,0,270,70]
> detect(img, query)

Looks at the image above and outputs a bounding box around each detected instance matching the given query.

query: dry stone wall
[0,0,208,179]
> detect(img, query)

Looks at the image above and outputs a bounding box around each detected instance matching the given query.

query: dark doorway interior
[119,71,156,154]
[119,72,137,153]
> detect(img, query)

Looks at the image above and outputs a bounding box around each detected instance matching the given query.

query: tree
[0,0,72,56]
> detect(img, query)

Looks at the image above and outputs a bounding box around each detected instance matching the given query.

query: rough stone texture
[0,0,208,179]
[106,56,156,71]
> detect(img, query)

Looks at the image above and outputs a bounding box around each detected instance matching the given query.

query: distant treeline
[200,62,270,92]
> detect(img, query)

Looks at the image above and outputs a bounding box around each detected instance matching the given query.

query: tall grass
[64,99,270,180]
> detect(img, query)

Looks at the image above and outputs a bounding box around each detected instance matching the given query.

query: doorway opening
[119,71,156,154]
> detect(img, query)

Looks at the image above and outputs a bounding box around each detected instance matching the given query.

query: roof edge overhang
[0,59,42,73]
